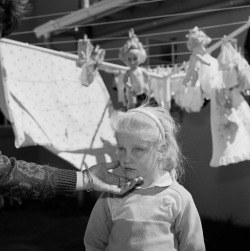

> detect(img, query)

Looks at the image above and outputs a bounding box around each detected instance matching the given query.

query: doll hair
[119,28,147,65]
[186,26,212,52]
[110,105,184,181]
[0,0,31,37]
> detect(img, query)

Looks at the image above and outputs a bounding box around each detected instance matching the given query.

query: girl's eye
[134,148,143,153]
[118,147,125,152]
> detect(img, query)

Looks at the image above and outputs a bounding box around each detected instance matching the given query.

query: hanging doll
[175,27,214,113]
[119,29,149,109]
[183,26,211,87]
[76,35,105,87]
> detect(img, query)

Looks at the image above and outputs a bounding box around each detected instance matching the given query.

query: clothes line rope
[35,5,250,32]
[165,17,250,76]
[17,20,244,47]
[23,0,166,20]
[2,18,250,80]
[11,5,250,36]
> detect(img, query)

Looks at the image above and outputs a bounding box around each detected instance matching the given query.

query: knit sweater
[0,151,76,199]
[84,172,205,251]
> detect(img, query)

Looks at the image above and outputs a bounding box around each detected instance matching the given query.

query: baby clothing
[209,87,250,166]
[209,42,250,167]
[84,172,205,251]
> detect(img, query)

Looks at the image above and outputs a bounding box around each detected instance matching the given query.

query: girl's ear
[157,142,168,159]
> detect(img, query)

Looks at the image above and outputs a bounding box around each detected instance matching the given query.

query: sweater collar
[135,172,173,190]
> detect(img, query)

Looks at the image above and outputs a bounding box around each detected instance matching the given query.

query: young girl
[84,105,205,251]
[119,29,150,109]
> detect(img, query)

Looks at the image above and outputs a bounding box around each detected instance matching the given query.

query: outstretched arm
[194,54,210,66]
[0,152,143,199]
[0,152,76,199]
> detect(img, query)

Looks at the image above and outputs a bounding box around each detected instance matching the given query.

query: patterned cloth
[0,39,116,170]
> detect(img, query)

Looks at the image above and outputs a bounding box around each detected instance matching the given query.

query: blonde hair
[186,26,212,51]
[111,105,184,181]
[119,29,147,65]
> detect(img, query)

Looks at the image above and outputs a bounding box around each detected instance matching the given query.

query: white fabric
[149,75,171,110]
[207,52,250,167]
[209,87,250,167]
[0,39,117,169]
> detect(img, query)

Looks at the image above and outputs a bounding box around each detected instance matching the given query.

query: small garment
[174,81,204,113]
[0,38,116,169]
[217,40,250,92]
[76,38,105,87]
[208,45,250,167]
[148,75,171,110]
[209,87,250,167]
[217,41,240,89]
[198,53,225,99]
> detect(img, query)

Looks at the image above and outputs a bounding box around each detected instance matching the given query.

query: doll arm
[84,193,112,251]
[174,189,205,251]
[194,54,210,66]
[142,68,149,84]
[123,70,132,89]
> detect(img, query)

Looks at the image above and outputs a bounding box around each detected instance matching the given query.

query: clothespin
[128,28,136,39]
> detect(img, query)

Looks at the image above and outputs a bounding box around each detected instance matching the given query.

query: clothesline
[166,17,250,75]
[101,17,250,77]
[2,17,250,80]
[11,5,250,36]
[35,5,250,35]
[17,22,244,59]
[23,0,166,20]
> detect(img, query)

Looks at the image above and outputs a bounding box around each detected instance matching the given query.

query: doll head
[119,29,147,66]
[0,0,30,37]
[186,26,212,52]
[111,105,184,184]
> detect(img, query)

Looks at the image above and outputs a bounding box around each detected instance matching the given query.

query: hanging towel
[0,39,117,169]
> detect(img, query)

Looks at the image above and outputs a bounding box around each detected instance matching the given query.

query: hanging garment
[217,41,240,89]
[76,38,105,87]
[209,87,250,167]
[174,80,204,113]
[148,75,171,110]
[205,50,250,167]
[0,39,116,169]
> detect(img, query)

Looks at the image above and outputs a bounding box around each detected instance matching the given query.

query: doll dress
[208,47,250,167]
[217,42,239,89]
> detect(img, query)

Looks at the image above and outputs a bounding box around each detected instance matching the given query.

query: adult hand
[89,161,143,195]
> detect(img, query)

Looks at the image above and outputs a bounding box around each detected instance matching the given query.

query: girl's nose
[123,153,132,164]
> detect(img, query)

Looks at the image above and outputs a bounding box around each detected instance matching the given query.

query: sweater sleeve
[0,151,76,199]
[84,192,112,251]
[173,184,205,251]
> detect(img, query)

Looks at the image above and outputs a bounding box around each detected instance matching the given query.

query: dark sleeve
[0,151,77,199]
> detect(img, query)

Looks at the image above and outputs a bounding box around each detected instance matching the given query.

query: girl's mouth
[123,167,135,172]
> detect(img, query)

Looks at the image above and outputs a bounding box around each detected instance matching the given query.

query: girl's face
[126,49,140,68]
[116,131,162,187]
